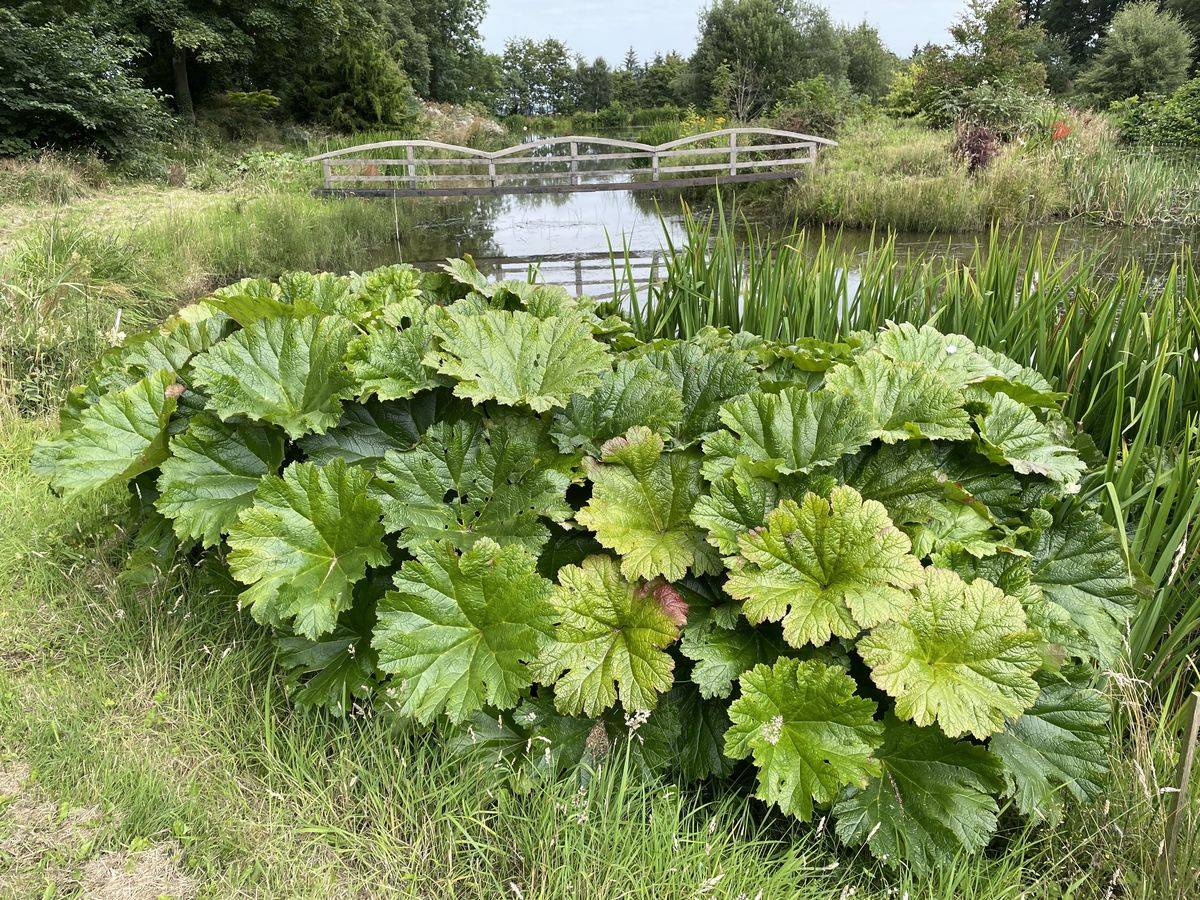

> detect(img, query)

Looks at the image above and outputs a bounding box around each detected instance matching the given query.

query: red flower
[1052,121,1071,141]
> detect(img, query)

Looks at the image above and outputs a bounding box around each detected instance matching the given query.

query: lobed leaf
[725,658,883,820]
[859,567,1042,739]
[726,487,924,648]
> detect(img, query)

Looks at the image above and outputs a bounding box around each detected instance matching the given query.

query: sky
[480,1,965,62]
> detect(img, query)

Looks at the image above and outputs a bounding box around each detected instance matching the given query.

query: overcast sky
[480,1,964,62]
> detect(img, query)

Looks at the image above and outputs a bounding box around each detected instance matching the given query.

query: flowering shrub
[33,260,1135,870]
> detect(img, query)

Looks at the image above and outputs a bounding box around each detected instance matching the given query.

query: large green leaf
[372,416,571,555]
[1028,507,1139,664]
[989,670,1109,823]
[550,358,683,455]
[531,555,680,716]
[858,567,1042,739]
[711,386,873,476]
[156,412,285,547]
[227,459,388,639]
[641,342,757,443]
[667,681,734,780]
[296,393,466,467]
[32,369,179,497]
[834,717,1005,870]
[976,393,1085,488]
[726,488,923,648]
[191,314,355,438]
[691,462,818,556]
[823,353,973,443]
[681,618,790,699]
[427,308,610,412]
[724,658,883,820]
[576,427,718,581]
[830,442,947,527]
[373,539,556,724]
[345,316,444,402]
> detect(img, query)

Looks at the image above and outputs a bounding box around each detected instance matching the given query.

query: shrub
[771,75,862,137]
[595,103,630,131]
[954,125,1000,172]
[1076,1,1195,106]
[33,261,1135,872]
[1111,77,1200,147]
[0,11,169,158]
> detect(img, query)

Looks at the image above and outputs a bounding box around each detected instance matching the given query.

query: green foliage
[0,10,169,157]
[34,261,1134,872]
[1112,76,1200,147]
[298,33,421,132]
[1076,1,1196,105]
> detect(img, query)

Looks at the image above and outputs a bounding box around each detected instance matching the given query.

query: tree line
[2,0,1199,157]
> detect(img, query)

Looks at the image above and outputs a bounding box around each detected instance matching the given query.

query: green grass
[0,416,1196,898]
[781,115,1200,231]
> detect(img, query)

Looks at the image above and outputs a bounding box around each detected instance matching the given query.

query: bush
[595,103,630,131]
[1076,1,1195,106]
[297,34,421,132]
[629,106,685,127]
[929,81,1057,137]
[771,75,863,137]
[1111,77,1200,147]
[34,260,1134,873]
[0,11,169,158]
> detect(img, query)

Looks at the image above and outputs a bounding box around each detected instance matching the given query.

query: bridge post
[322,161,332,190]
[729,132,738,176]
[570,141,579,186]
[406,145,417,189]
[652,150,659,182]
[488,159,497,187]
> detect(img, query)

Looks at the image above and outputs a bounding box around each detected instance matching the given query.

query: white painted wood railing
[303,128,836,196]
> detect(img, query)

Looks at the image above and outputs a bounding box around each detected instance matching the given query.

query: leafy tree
[641,52,690,107]
[408,0,489,104]
[691,0,840,112]
[575,57,614,113]
[1021,0,1122,65]
[1076,1,1196,104]
[841,21,898,101]
[0,9,169,156]
[499,38,577,115]
[910,0,1047,120]
[1165,0,1200,51]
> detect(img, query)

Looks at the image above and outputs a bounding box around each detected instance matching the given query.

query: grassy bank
[0,415,1195,897]
[782,116,1200,231]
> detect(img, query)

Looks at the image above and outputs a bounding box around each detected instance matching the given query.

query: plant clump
[33,260,1137,871]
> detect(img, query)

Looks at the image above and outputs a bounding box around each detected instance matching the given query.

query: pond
[353,187,1199,296]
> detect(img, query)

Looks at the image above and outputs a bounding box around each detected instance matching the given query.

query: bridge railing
[303,128,836,196]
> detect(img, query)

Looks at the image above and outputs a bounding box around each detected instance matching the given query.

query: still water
[354,188,1197,296]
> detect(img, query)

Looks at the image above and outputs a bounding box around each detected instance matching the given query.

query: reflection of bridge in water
[304,128,836,198]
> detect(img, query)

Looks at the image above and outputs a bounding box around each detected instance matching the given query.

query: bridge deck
[304,128,835,198]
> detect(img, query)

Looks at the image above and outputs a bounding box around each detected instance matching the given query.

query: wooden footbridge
[305,128,835,198]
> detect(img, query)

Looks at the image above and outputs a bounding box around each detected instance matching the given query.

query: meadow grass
[782,116,1200,231]
[0,416,1195,898]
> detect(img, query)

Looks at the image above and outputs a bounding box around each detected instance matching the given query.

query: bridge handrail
[303,127,838,195]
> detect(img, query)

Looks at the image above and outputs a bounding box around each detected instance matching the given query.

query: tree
[641,52,690,108]
[1021,0,1122,65]
[1076,1,1196,103]
[298,31,420,131]
[0,8,169,156]
[947,0,1047,91]
[1165,0,1200,51]
[409,0,489,104]
[690,0,844,112]
[499,38,576,115]
[841,21,898,101]
[575,57,614,113]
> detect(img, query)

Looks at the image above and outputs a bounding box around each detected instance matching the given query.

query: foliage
[906,0,1048,124]
[690,0,847,115]
[1113,75,1200,147]
[0,10,170,157]
[498,38,576,116]
[297,33,422,132]
[35,258,1136,872]
[771,75,863,137]
[1075,1,1196,106]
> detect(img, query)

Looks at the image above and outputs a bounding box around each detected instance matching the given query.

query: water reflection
[351,189,1198,297]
